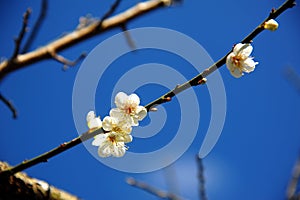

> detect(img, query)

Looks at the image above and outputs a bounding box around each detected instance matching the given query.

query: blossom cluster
[86,92,147,158]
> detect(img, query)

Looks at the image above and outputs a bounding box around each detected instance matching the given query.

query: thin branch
[0,0,295,176]
[0,92,17,119]
[99,0,122,23]
[287,156,300,200]
[121,24,136,50]
[11,8,31,59]
[144,0,296,111]
[0,0,172,79]
[196,155,207,200]
[21,0,48,54]
[126,177,183,200]
[48,51,86,70]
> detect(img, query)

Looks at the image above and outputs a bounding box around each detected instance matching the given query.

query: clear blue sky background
[1,1,300,200]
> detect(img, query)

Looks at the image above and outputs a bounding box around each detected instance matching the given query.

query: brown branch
[0,0,295,177]
[11,8,31,59]
[287,156,300,200]
[21,0,48,54]
[144,0,296,111]
[126,177,183,200]
[0,161,79,200]
[48,51,86,70]
[0,92,18,119]
[0,0,172,79]
[196,156,207,200]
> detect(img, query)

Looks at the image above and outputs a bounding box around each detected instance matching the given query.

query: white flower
[110,92,147,126]
[226,43,258,78]
[102,116,132,138]
[264,19,279,31]
[92,116,133,157]
[86,111,102,129]
[92,133,129,158]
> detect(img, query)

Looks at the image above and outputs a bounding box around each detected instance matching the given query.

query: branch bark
[0,161,79,200]
[0,0,172,79]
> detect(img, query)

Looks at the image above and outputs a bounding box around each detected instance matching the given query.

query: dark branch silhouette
[21,0,48,53]
[196,156,207,200]
[126,177,183,200]
[0,93,17,119]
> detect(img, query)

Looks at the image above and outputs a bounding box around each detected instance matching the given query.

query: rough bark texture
[0,161,79,200]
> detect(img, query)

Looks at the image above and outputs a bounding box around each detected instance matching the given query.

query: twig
[99,0,122,23]
[0,0,171,79]
[287,156,300,200]
[121,24,136,50]
[11,8,31,59]
[126,177,183,200]
[0,0,295,176]
[144,0,296,110]
[48,50,86,70]
[0,92,18,119]
[21,0,48,53]
[196,155,207,200]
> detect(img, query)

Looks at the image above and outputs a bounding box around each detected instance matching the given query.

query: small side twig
[11,8,31,59]
[121,24,136,50]
[287,156,300,200]
[99,0,122,23]
[48,50,86,70]
[126,177,183,200]
[0,92,17,119]
[196,155,207,200]
[21,0,48,53]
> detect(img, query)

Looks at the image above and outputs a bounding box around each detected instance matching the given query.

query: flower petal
[230,67,243,78]
[242,58,257,73]
[128,93,140,107]
[115,92,128,109]
[92,134,107,146]
[135,106,147,121]
[102,116,113,131]
[86,111,96,123]
[87,117,102,129]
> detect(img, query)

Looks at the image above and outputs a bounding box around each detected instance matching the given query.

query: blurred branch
[196,156,207,200]
[0,92,17,119]
[21,0,48,53]
[144,0,296,111]
[284,66,300,94]
[0,0,172,79]
[0,161,79,200]
[11,8,31,59]
[287,156,300,200]
[126,177,183,200]
[121,24,137,50]
[0,0,295,176]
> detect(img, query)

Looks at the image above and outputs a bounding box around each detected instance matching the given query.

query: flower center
[108,135,116,143]
[232,55,243,69]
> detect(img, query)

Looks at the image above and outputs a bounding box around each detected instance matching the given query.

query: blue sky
[1,1,300,199]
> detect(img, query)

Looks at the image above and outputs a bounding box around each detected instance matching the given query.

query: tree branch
[21,0,48,54]
[0,92,18,118]
[144,0,296,111]
[196,156,207,200]
[287,156,300,200]
[11,8,31,59]
[0,0,295,177]
[0,0,172,79]
[0,161,79,200]
[126,177,183,200]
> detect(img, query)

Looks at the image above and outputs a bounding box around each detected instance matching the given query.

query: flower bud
[264,19,279,31]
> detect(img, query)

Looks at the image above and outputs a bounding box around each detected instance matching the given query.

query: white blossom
[92,133,129,158]
[86,111,102,129]
[226,43,258,78]
[110,92,147,126]
[264,19,279,31]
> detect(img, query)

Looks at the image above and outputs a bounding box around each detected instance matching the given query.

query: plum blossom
[226,43,258,78]
[86,111,102,129]
[110,92,147,126]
